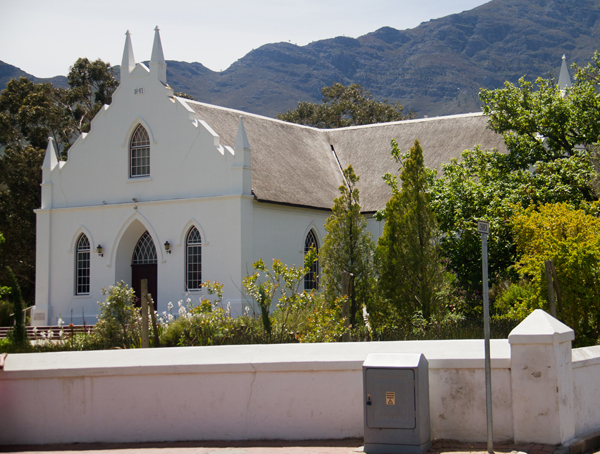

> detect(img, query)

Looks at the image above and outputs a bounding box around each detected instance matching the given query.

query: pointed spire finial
[150,26,167,83]
[558,54,572,93]
[121,30,136,79]
[42,137,58,171]
[235,116,251,151]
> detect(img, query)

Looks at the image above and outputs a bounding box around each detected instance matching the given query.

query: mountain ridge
[2,0,599,118]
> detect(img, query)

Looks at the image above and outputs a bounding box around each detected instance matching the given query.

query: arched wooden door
[131,231,158,310]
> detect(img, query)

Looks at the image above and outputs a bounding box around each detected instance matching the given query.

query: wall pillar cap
[509,309,574,345]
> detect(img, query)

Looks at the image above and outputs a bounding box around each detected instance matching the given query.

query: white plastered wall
[33,59,339,324]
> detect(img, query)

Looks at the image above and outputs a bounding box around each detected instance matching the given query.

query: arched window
[75,234,90,295]
[132,231,157,264]
[304,229,319,290]
[186,227,202,290]
[130,125,150,177]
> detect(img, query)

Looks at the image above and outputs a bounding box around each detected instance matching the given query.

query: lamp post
[478,220,493,453]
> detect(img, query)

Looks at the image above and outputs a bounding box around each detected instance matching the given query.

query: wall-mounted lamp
[164,241,171,254]
[97,245,104,257]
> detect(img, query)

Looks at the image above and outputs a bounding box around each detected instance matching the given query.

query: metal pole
[482,231,493,453]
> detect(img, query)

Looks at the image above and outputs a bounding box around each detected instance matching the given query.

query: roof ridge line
[178,98,484,132]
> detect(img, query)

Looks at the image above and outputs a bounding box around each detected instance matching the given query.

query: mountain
[0,61,68,90]
[3,0,600,118]
[162,0,600,117]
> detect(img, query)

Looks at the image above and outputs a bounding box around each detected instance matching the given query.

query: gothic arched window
[132,231,157,265]
[75,234,90,295]
[186,227,202,290]
[130,125,150,177]
[304,229,319,290]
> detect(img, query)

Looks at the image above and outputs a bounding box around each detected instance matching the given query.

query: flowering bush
[160,281,265,346]
[93,281,142,349]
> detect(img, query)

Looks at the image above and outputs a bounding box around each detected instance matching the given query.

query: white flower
[168,314,173,322]
[33,327,38,336]
[58,316,63,328]
[244,306,249,316]
[59,329,64,339]
[362,306,371,332]
[48,330,54,340]
[168,302,173,311]
[226,302,231,317]
[186,298,191,304]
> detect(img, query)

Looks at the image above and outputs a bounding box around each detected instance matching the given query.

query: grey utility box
[363,353,430,453]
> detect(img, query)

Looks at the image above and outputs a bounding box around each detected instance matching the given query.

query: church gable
[42,29,248,211]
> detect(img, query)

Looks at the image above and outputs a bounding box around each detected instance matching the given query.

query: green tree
[0,77,73,153]
[320,165,375,327]
[503,202,600,346]
[66,58,119,135]
[376,139,443,321]
[0,146,45,303]
[480,51,600,169]
[6,266,27,345]
[431,53,600,306]
[276,83,415,128]
[0,233,12,326]
[0,58,118,303]
[431,146,596,305]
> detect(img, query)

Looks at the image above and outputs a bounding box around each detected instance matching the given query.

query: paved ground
[0,439,572,454]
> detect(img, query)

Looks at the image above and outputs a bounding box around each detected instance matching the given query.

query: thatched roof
[327,114,508,212]
[185,101,507,212]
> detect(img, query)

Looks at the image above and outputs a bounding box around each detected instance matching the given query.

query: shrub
[5,266,27,345]
[160,281,267,346]
[93,282,142,349]
[242,251,319,342]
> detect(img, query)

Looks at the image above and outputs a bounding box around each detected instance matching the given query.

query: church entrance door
[131,231,158,310]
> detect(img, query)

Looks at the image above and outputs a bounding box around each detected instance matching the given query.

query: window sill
[72,294,92,299]
[127,176,152,183]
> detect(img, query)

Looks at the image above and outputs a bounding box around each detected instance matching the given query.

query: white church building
[32,28,507,325]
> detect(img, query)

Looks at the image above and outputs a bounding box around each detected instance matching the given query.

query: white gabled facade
[32,29,328,325]
[31,29,516,326]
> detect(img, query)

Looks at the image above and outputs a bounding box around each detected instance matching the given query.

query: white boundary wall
[1,310,599,446]
[572,345,600,437]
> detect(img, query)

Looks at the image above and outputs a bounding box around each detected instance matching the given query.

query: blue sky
[0,0,491,78]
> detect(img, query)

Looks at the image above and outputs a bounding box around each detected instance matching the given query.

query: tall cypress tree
[320,165,375,327]
[6,266,27,345]
[376,139,443,320]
